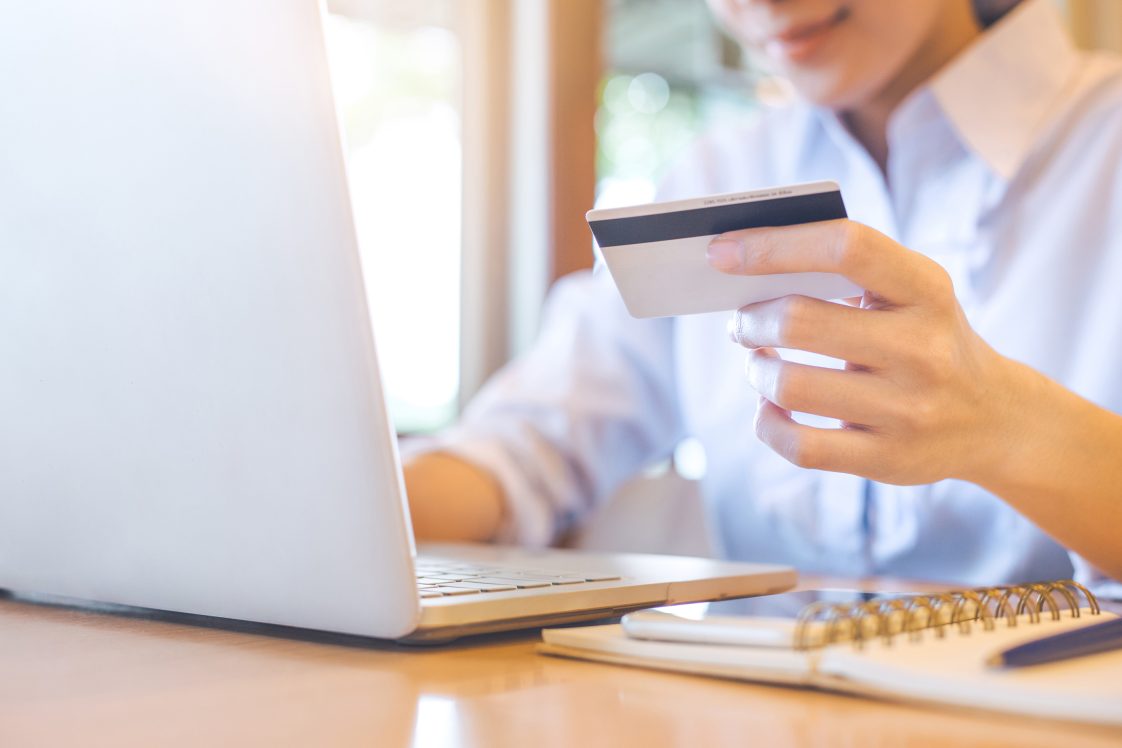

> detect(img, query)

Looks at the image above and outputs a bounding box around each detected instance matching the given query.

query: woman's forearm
[975,359,1122,581]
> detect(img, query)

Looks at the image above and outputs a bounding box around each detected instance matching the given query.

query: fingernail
[706,237,744,271]
[726,316,739,344]
[744,351,762,390]
[753,395,767,429]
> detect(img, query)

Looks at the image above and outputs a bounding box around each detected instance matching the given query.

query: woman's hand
[403,452,505,541]
[706,218,1122,580]
[706,219,1023,486]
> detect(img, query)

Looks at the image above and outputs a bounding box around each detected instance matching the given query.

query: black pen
[987,616,1122,668]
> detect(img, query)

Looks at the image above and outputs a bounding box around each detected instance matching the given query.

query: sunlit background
[323,0,752,434]
[324,9,462,433]
[596,0,757,210]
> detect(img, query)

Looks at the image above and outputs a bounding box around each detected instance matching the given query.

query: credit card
[586,180,861,318]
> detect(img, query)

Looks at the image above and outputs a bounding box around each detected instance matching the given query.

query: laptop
[0,0,795,641]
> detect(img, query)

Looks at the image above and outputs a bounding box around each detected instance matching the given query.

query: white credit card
[586,180,862,318]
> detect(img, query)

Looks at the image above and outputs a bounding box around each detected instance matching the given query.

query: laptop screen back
[0,0,420,637]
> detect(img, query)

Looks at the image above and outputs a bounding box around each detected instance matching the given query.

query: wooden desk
[2,579,1120,747]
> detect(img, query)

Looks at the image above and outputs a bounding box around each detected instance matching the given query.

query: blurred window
[597,0,761,209]
[324,1,461,433]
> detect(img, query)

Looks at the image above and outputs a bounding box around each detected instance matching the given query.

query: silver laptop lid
[0,0,421,637]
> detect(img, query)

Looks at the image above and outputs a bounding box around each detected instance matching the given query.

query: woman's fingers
[745,347,895,426]
[753,397,878,474]
[707,219,953,308]
[728,294,901,369]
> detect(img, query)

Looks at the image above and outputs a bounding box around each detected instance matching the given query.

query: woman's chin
[781,65,889,112]
[782,71,858,108]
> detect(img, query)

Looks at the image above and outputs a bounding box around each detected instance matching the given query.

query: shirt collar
[927,0,1083,181]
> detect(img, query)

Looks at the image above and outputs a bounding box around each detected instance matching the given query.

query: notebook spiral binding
[793,579,1101,651]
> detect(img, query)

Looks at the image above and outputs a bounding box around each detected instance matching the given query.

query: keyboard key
[444,581,518,592]
[424,586,482,596]
[472,576,553,589]
[415,558,621,593]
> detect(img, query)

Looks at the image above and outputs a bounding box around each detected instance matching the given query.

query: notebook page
[541,623,816,685]
[817,611,1122,726]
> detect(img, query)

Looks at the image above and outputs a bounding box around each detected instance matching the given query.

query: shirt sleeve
[405,267,684,546]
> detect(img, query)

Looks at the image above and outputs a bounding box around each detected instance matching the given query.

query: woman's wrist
[959,355,1122,578]
[963,349,1110,508]
[957,351,1051,496]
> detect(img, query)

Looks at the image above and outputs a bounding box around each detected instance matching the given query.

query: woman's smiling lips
[761,6,851,63]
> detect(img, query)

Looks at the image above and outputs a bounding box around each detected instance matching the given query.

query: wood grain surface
[2,577,1119,747]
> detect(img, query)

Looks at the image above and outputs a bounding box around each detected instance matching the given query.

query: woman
[403,0,1122,592]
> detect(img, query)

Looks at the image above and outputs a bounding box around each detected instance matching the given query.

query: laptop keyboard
[415,558,622,598]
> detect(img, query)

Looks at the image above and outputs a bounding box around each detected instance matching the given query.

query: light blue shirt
[423,0,1122,594]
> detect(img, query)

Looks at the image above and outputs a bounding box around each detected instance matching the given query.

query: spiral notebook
[539,581,1122,726]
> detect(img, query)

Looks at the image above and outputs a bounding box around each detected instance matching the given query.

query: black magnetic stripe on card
[587,191,847,248]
